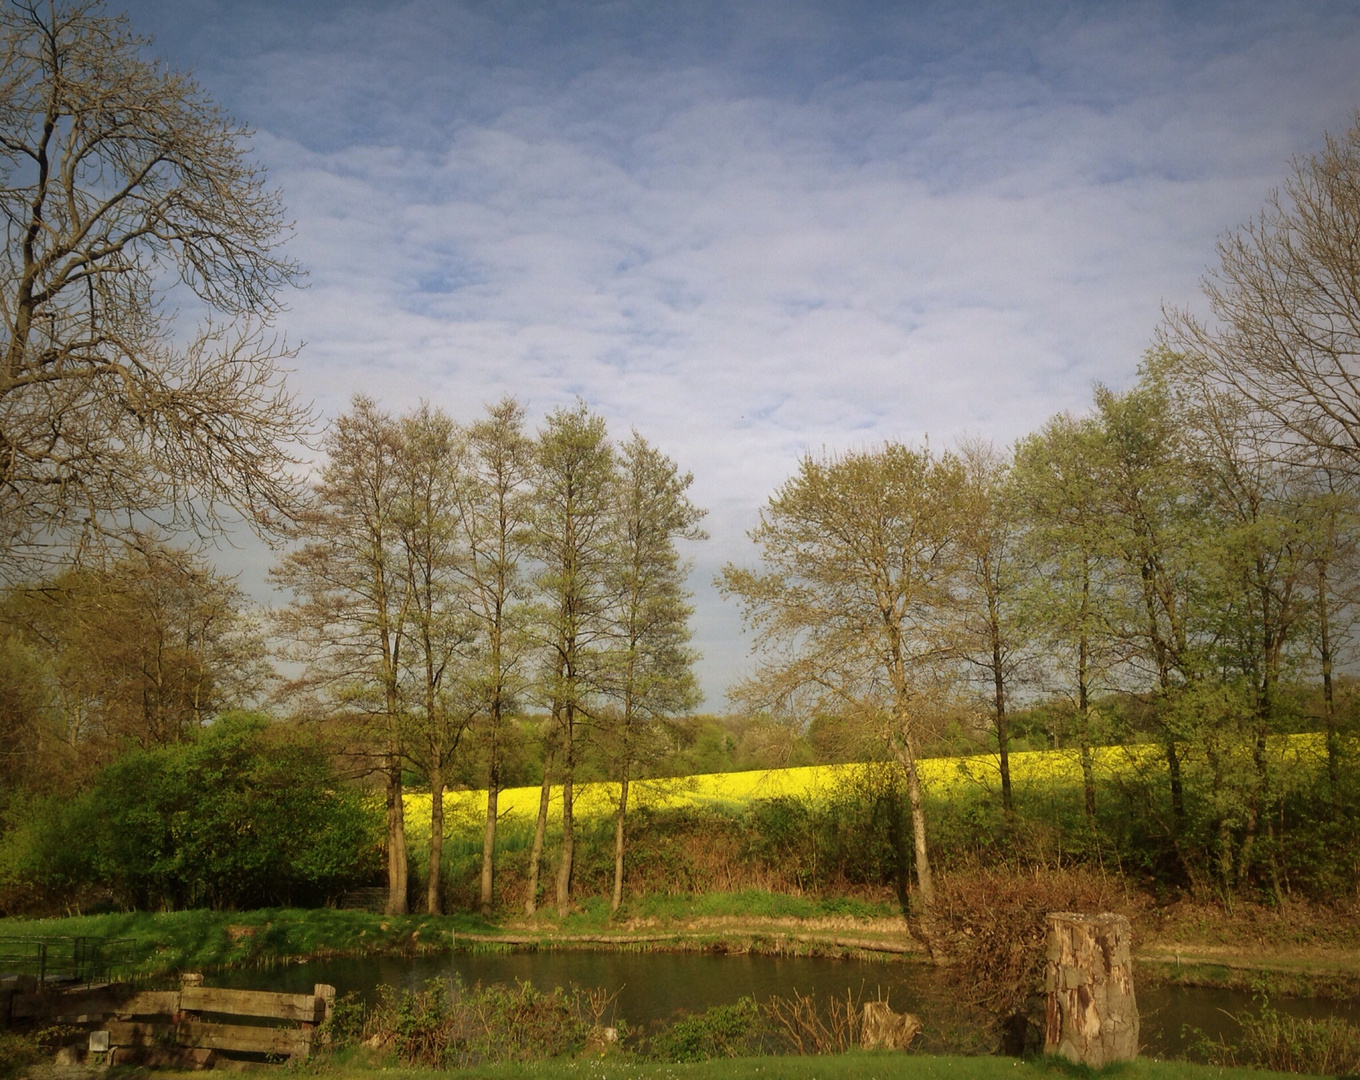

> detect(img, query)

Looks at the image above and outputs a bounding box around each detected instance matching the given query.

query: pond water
[215,950,1360,1060]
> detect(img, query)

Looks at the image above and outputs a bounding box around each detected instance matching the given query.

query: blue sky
[121,0,1360,705]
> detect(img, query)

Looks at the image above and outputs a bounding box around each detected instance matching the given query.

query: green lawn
[263,1052,1324,1080]
[0,907,495,978]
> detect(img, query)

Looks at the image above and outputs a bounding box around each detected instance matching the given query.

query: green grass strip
[282,1052,1323,1080]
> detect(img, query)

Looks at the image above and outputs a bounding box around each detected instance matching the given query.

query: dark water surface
[216,951,1360,1060]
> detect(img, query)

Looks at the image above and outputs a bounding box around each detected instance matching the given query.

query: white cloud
[122,0,1360,702]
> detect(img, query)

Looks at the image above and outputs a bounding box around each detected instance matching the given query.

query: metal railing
[0,936,135,986]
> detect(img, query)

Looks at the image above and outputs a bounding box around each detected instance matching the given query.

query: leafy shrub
[0,1031,44,1080]
[1199,1000,1360,1075]
[649,997,767,1062]
[0,713,382,911]
[362,978,607,1067]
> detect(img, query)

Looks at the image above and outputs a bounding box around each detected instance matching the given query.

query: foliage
[0,713,381,910]
[1197,999,1360,1075]
[0,1030,44,1080]
[649,997,767,1062]
[1,544,270,775]
[356,978,608,1067]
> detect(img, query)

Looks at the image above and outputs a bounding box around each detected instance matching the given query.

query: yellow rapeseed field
[403,732,1328,836]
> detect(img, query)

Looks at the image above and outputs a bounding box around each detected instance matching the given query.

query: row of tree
[272,396,705,917]
[722,121,1360,932]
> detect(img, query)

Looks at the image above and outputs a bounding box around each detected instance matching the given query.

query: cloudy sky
[121,0,1360,705]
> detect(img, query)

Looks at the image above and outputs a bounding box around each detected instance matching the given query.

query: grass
[0,892,910,982]
[0,907,497,979]
[172,1051,1329,1080]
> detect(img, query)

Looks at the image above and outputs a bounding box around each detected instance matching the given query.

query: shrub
[0,713,382,911]
[359,979,607,1067]
[1199,1000,1360,1075]
[649,997,767,1062]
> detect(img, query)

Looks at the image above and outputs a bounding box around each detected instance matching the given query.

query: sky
[118,0,1360,707]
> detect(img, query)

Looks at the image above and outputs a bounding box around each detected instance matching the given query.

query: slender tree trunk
[385,750,408,915]
[991,635,1012,818]
[1319,566,1341,800]
[891,719,934,940]
[525,747,554,915]
[611,770,630,917]
[1240,611,1279,888]
[1078,616,1096,822]
[480,760,499,917]
[556,708,576,916]
[1166,735,1186,824]
[427,762,445,915]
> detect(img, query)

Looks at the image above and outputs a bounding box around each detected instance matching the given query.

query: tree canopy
[0,0,308,573]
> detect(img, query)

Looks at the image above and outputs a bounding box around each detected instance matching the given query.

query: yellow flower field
[404,732,1328,836]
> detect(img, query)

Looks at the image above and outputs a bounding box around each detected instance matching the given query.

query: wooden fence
[2,972,336,1065]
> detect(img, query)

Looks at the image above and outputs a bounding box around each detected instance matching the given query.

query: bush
[0,1031,44,1080]
[1199,1000,1360,1075]
[0,713,382,911]
[358,979,610,1067]
[649,997,767,1062]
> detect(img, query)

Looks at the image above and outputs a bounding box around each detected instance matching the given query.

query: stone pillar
[1043,912,1138,1066]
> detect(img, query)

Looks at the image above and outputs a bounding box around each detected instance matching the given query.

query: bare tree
[0,1,309,572]
[1161,117,1360,472]
[272,397,412,915]
[453,398,535,917]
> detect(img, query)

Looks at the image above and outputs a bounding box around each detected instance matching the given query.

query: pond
[215,950,1360,1060]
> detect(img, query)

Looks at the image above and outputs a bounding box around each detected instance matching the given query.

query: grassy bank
[136,1053,1326,1080]
[0,907,496,979]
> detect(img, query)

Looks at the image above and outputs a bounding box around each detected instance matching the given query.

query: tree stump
[861,1001,922,1050]
[1043,912,1138,1066]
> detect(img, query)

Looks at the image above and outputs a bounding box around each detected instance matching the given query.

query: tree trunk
[384,752,408,915]
[1165,735,1185,824]
[525,752,553,916]
[556,763,575,916]
[990,630,1013,818]
[611,771,630,917]
[1043,912,1138,1067]
[1319,567,1341,800]
[480,763,499,917]
[426,763,444,916]
[1078,628,1096,822]
[892,730,935,939]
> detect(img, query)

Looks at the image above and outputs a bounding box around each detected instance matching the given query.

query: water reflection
[216,950,1360,1059]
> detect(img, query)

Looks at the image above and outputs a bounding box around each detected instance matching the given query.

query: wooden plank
[180,984,324,1023]
[107,1019,313,1057]
[11,988,178,1022]
[110,1046,217,1070]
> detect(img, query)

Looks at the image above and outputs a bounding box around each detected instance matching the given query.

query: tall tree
[719,443,963,943]
[953,440,1030,819]
[525,402,616,917]
[1169,359,1318,890]
[1012,415,1116,823]
[272,396,413,915]
[453,398,535,916]
[0,0,308,571]
[395,403,472,916]
[604,432,706,915]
